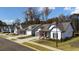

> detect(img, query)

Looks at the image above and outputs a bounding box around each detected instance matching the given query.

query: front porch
[39,31,49,39]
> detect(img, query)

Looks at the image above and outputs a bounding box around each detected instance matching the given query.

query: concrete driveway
[15,37,39,43]
[0,38,34,51]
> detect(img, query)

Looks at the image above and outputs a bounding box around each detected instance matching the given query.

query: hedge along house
[36,22,74,40]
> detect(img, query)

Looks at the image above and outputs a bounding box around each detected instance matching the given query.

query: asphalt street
[0,38,34,51]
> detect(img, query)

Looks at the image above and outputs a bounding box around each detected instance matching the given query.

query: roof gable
[50,22,72,32]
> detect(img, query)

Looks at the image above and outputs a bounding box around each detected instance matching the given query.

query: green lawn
[33,37,79,51]
[11,38,17,41]
[23,42,52,51]
[7,33,19,36]
[0,35,8,39]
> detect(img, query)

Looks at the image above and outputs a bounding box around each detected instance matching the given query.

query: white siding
[50,28,62,40]
[62,25,73,39]
[9,26,11,33]
[35,28,41,36]
[26,30,32,35]
[1,28,3,32]
[14,28,18,34]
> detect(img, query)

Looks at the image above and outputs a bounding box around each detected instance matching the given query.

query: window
[53,33,58,39]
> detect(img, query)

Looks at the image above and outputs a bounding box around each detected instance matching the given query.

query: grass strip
[11,38,17,41]
[23,42,52,51]
[33,38,79,51]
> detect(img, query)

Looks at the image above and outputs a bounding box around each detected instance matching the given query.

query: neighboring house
[26,24,41,36]
[14,24,26,34]
[49,22,73,40]
[5,25,15,33]
[0,22,73,40]
[0,25,13,33]
[0,26,3,32]
[35,24,50,37]
[35,28,41,36]
[7,25,15,33]
[36,22,73,40]
[10,25,15,33]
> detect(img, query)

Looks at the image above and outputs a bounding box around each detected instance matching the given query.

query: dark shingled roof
[40,24,51,31]
[53,22,71,32]
[27,24,41,31]
[20,22,71,32]
[40,22,71,32]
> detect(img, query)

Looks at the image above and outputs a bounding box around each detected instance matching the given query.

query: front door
[53,32,58,39]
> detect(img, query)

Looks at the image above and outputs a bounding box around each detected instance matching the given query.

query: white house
[35,28,41,36]
[26,24,41,36]
[0,27,4,32]
[14,24,26,34]
[35,22,74,40]
[49,22,73,40]
[0,25,15,33]
[25,25,32,36]
[35,24,51,38]
[1,25,12,33]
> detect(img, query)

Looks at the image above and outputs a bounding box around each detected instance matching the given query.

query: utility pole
[56,38,58,47]
[56,17,58,48]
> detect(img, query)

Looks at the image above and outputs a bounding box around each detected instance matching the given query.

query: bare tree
[43,7,52,21]
[25,7,42,21]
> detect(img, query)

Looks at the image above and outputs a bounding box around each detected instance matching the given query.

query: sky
[0,7,78,24]
[0,7,26,24]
